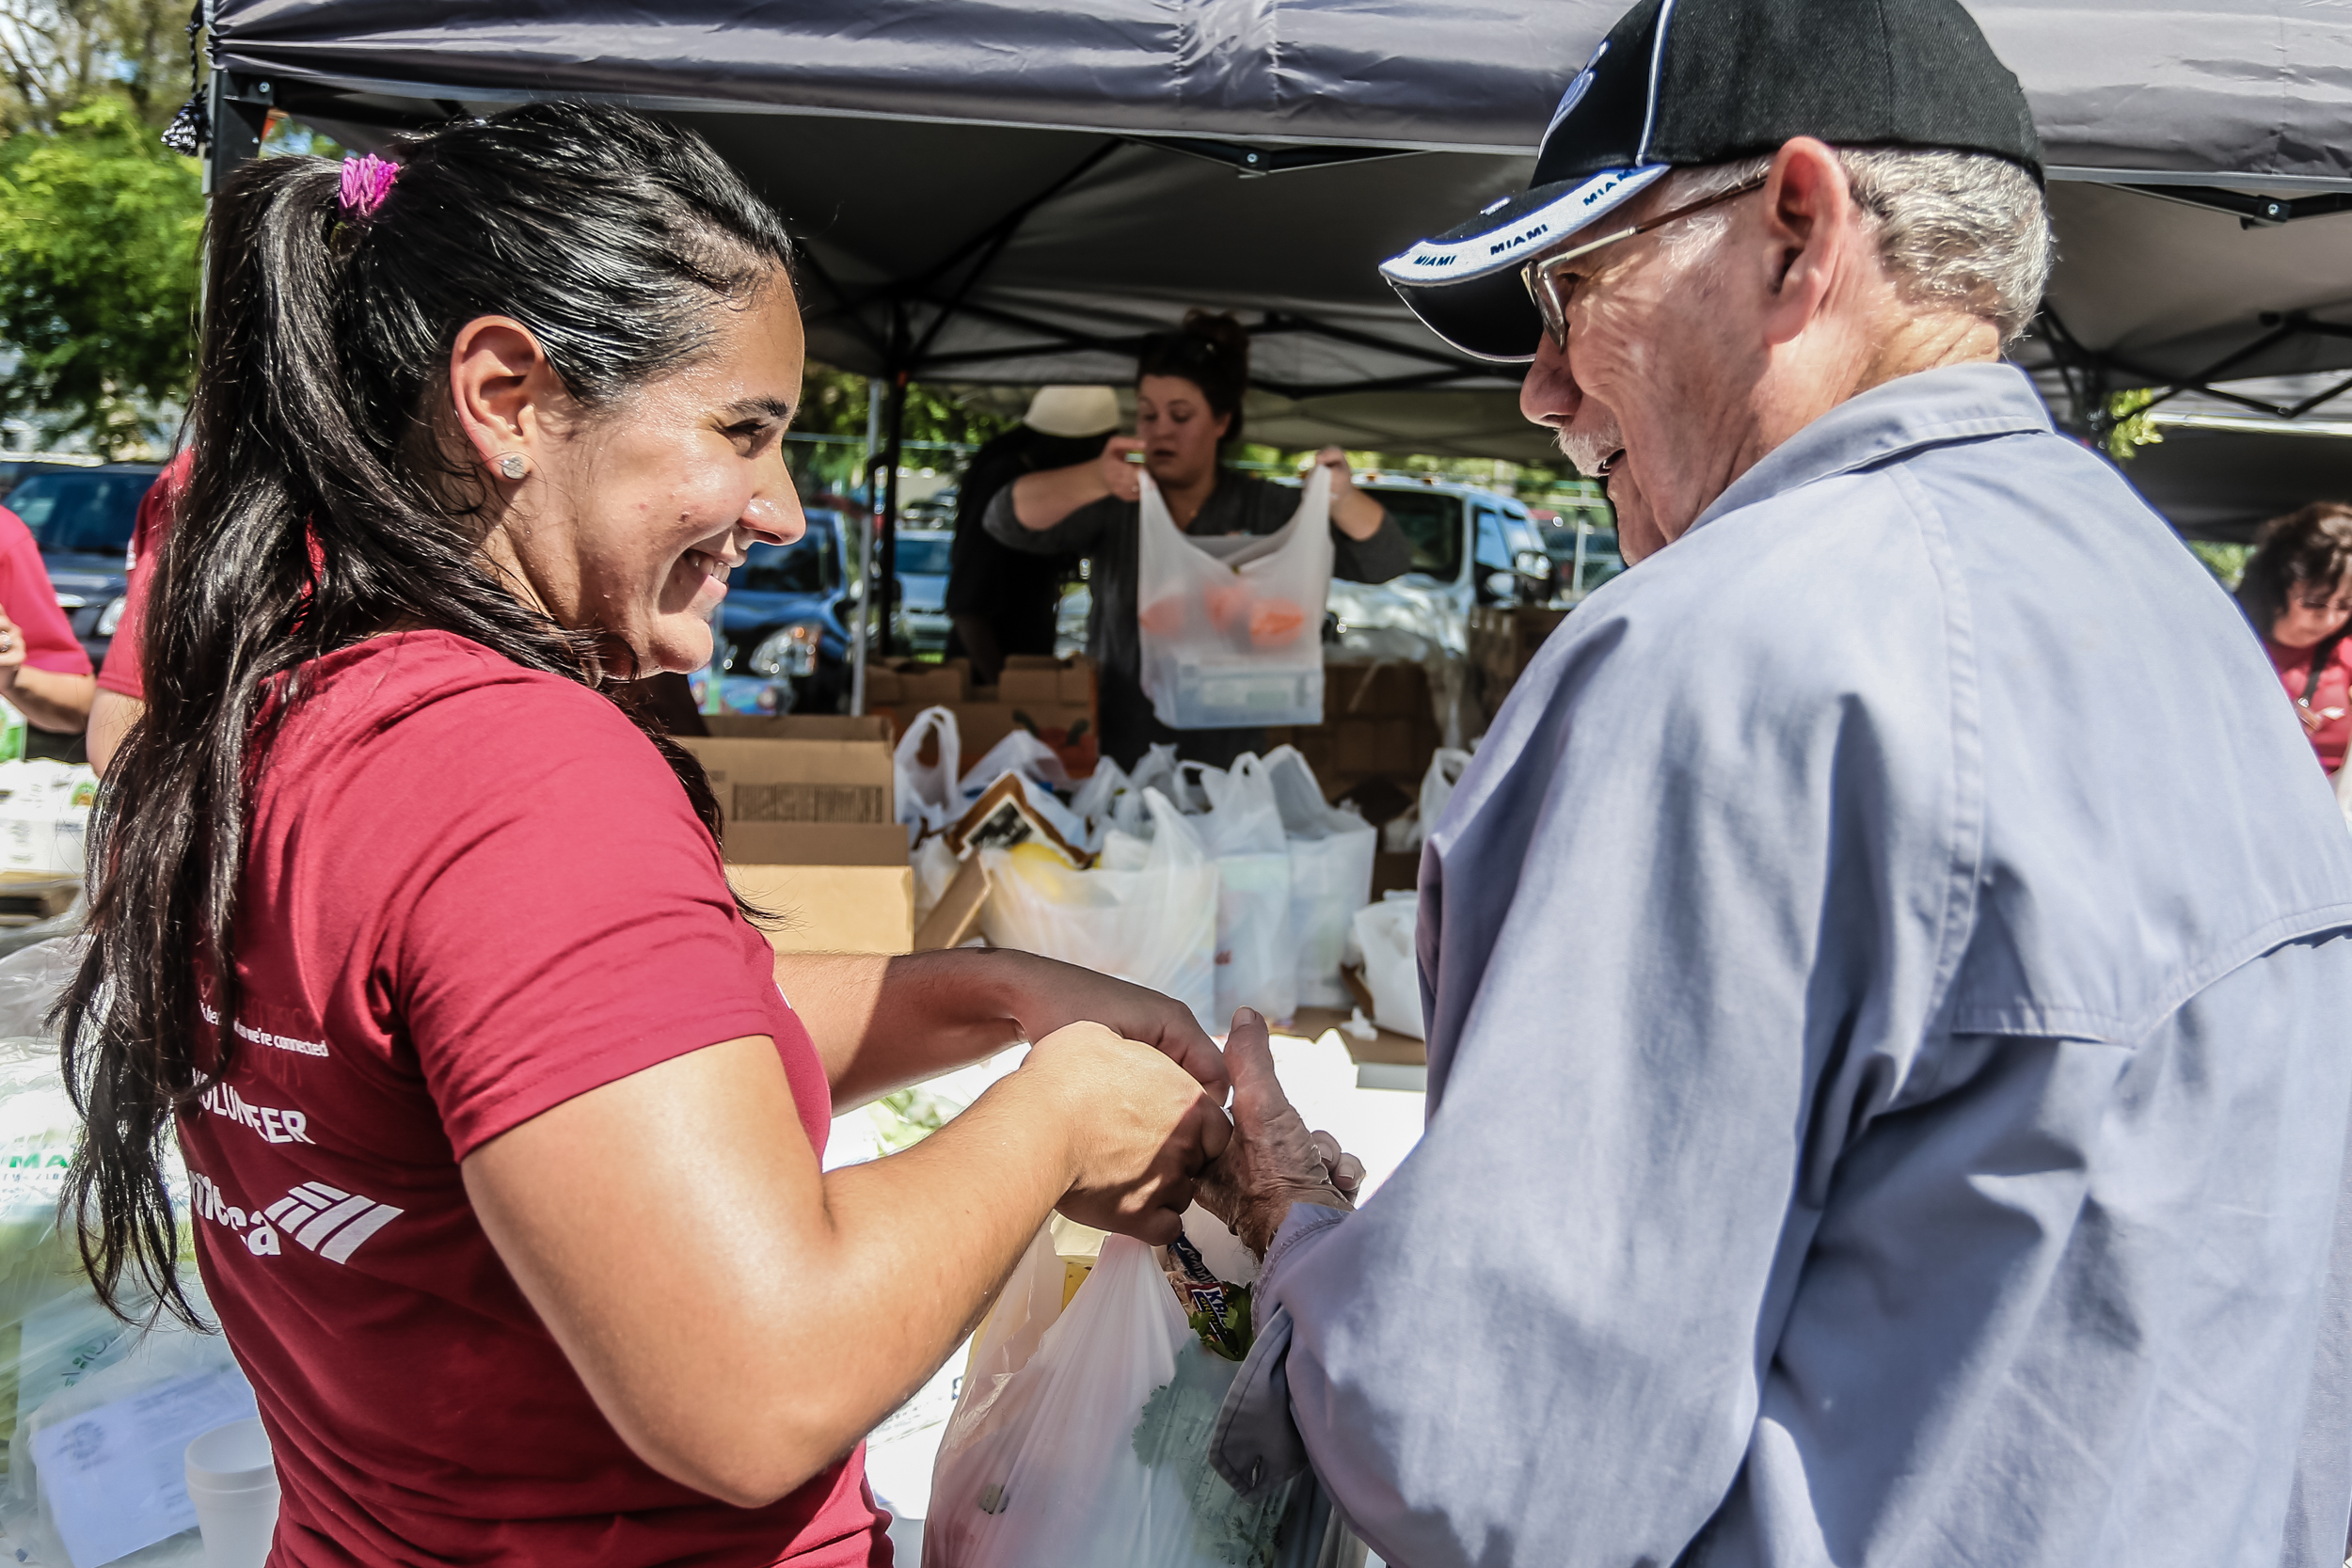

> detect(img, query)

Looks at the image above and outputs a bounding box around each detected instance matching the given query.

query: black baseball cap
[1382,0,2042,363]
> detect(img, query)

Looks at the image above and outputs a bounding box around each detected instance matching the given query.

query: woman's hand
[1004,951,1228,1099]
[1021,1021,1232,1243]
[1096,436,1146,503]
[1312,447,1388,542]
[1200,1009,1363,1257]
[0,608,94,734]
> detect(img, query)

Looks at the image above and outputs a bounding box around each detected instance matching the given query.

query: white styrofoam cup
[184,1417,279,1568]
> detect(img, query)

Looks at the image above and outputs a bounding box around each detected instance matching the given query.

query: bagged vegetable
[980,789,1219,1032]
[1260,749,1377,1007]
[1135,468,1334,731]
[925,1227,1333,1568]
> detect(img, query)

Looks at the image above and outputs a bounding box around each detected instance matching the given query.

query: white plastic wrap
[1135,468,1334,731]
[925,1232,1313,1568]
[1261,749,1377,1008]
[979,788,1219,1033]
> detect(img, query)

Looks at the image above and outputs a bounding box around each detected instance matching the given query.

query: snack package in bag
[926,1228,1335,1568]
[1136,468,1334,730]
[1260,748,1377,1007]
[979,788,1219,1032]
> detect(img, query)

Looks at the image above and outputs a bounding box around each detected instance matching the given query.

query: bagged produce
[1348,893,1424,1040]
[1135,468,1334,731]
[1183,759,1297,1023]
[1260,749,1377,1007]
[926,1225,1334,1568]
[980,789,1219,1032]
[896,707,962,843]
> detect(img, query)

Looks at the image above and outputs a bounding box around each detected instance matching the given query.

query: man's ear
[449,316,559,472]
[1756,137,1857,348]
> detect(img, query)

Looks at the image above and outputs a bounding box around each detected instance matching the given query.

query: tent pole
[849,378,882,715]
[878,374,909,660]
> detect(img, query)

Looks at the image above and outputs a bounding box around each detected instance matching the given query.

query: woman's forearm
[2,668,95,733]
[1009,460,1114,531]
[1331,488,1387,542]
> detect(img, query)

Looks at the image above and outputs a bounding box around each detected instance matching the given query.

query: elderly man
[1200,2,2352,1564]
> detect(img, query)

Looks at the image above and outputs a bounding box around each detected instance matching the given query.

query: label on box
[729,782,889,825]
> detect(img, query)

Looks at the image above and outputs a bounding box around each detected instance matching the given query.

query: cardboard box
[914,855,991,951]
[999,654,1097,706]
[864,658,969,707]
[869,657,1101,779]
[1469,606,1569,713]
[728,864,914,955]
[679,716,914,953]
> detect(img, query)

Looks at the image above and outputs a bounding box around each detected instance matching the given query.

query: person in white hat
[944,385,1121,685]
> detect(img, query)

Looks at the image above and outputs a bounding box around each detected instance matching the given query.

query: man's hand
[1200,1008,1363,1257]
[1007,952,1230,1100]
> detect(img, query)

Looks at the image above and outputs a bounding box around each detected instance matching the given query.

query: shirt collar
[1688,362,2056,534]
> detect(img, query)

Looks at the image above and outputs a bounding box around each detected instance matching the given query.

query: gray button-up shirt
[1215,364,2352,1567]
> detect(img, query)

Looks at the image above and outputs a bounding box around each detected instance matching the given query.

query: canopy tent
[199,1,2352,546]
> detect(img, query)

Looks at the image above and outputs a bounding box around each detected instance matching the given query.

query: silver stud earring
[497,452,529,480]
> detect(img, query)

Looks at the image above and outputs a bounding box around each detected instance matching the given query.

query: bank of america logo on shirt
[262,1180,404,1264]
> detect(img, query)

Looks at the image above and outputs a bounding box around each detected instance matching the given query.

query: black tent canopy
[205,1,2352,520]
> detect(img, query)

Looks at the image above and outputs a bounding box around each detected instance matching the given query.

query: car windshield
[896,535,954,577]
[1541,519,1625,593]
[1361,488,1463,580]
[739,529,837,595]
[4,470,152,556]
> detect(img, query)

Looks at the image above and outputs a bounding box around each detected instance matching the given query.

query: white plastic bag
[1348,893,1424,1040]
[1135,467,1334,731]
[1381,747,1473,854]
[958,729,1072,805]
[980,789,1220,1032]
[1261,749,1377,1007]
[1187,759,1297,1022]
[926,1231,1307,1568]
[896,706,962,844]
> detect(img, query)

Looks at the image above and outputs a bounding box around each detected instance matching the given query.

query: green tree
[1,0,197,133]
[0,91,201,453]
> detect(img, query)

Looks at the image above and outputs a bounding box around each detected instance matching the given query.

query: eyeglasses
[1521,173,1769,350]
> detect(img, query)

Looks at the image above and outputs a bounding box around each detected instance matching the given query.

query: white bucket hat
[1023,385,1122,439]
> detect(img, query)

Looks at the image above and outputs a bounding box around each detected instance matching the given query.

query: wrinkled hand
[1097,436,1146,503]
[1024,1021,1232,1244]
[1199,1009,1363,1258]
[1009,953,1230,1100]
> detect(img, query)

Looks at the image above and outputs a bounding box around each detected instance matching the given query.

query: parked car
[890,529,954,656]
[1321,473,1555,654]
[0,462,163,666]
[1535,512,1627,601]
[715,508,857,712]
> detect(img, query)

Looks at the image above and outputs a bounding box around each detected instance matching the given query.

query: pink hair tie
[338,153,399,220]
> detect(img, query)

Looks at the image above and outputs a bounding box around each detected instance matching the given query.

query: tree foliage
[0,91,201,453]
[1,0,196,134]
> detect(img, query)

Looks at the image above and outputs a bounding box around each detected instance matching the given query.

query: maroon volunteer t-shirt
[176,630,885,1567]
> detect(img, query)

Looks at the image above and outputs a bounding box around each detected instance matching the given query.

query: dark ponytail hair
[61,102,797,1326]
[1136,309,1250,445]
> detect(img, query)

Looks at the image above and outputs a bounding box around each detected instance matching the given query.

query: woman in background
[984,309,1408,768]
[2238,501,2352,776]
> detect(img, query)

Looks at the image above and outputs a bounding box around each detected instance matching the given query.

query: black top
[943,427,1107,658]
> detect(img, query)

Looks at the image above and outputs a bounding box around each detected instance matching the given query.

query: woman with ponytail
[62,103,1232,1566]
[986,309,1409,768]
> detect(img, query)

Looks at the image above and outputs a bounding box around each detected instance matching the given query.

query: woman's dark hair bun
[1136,309,1250,444]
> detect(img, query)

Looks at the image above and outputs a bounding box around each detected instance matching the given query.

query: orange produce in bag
[1204,581,1252,634]
[1138,595,1190,637]
[1248,597,1306,649]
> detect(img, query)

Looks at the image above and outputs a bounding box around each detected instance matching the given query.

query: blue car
[0,463,163,666]
[716,509,857,712]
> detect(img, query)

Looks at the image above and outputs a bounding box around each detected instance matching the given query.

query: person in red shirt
[2239,500,2352,774]
[62,105,1235,1568]
[86,446,188,771]
[0,499,95,736]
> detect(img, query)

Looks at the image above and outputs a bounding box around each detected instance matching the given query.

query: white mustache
[1554,424,1626,481]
